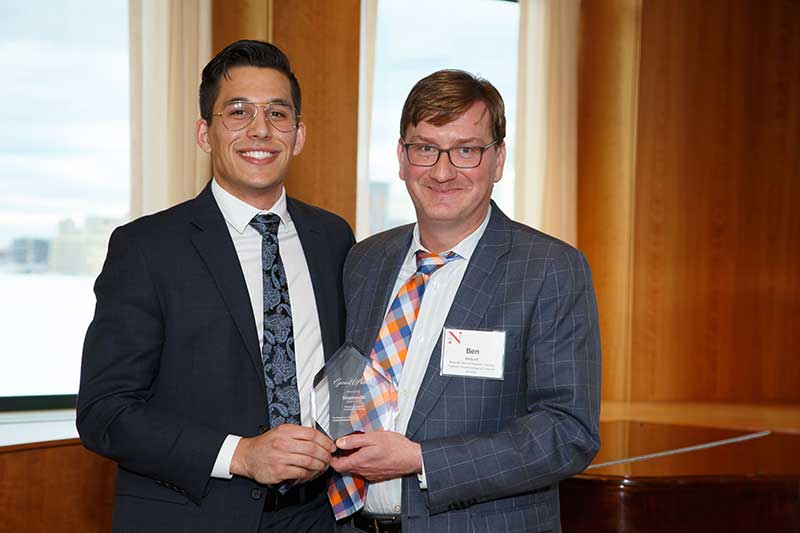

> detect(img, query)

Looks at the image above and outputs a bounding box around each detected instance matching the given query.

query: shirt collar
[411,204,492,262]
[211,178,290,234]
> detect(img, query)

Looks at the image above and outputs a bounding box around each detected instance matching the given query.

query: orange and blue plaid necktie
[328,250,460,520]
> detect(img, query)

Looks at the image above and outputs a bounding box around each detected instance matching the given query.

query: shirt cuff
[417,455,428,490]
[211,434,242,479]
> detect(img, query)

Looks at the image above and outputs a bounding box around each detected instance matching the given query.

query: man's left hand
[330,430,422,482]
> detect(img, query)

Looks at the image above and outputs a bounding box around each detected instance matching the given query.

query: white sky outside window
[365,0,520,236]
[0,0,129,401]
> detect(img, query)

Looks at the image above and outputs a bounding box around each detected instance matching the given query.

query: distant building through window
[0,0,129,406]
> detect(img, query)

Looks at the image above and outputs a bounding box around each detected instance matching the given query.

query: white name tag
[440,328,506,380]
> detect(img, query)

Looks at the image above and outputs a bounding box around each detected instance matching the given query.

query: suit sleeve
[420,248,602,514]
[76,226,225,504]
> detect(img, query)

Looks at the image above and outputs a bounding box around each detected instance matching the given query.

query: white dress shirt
[363,207,491,516]
[209,179,326,479]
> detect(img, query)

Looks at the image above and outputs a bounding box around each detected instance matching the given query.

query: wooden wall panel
[271,0,359,228]
[629,0,800,403]
[0,440,115,533]
[578,0,642,401]
[212,0,272,53]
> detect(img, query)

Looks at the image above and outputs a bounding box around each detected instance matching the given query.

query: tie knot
[249,213,280,237]
[415,250,460,276]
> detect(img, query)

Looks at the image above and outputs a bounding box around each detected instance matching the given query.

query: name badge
[440,327,506,380]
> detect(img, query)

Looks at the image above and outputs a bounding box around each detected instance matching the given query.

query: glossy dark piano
[560,421,800,532]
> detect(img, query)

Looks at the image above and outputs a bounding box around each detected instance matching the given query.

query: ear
[196,119,212,153]
[292,121,307,156]
[397,139,406,181]
[492,141,506,183]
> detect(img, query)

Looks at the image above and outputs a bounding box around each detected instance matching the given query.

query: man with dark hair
[78,40,353,532]
[330,69,601,532]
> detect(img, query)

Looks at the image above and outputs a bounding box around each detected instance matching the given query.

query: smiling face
[196,66,305,209]
[398,101,505,251]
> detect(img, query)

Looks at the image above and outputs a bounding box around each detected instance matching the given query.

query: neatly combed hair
[199,39,301,123]
[399,69,506,141]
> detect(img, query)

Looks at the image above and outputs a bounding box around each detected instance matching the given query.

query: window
[0,0,129,409]
[362,0,520,236]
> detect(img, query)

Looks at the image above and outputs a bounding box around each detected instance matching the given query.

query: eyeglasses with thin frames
[401,139,501,169]
[213,100,299,132]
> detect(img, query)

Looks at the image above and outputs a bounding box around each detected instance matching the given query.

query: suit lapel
[190,184,264,390]
[287,197,340,360]
[406,205,513,439]
[354,228,411,356]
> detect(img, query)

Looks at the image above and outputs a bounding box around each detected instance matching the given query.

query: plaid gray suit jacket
[343,204,601,533]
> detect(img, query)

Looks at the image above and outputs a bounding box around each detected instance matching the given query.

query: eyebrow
[223,97,293,107]
[405,135,485,146]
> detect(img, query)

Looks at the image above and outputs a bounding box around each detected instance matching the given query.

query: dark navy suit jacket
[77,182,353,532]
[343,204,601,533]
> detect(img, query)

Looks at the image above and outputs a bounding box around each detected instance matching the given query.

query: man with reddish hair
[332,70,601,532]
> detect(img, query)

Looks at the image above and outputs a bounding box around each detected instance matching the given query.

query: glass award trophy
[311,342,397,441]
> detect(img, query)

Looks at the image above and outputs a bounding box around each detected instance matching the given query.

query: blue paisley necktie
[249,214,301,428]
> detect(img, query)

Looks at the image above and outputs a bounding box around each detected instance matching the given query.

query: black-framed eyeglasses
[401,139,501,169]
[213,100,299,132]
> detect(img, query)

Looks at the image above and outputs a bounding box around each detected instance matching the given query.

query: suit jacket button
[258,425,268,434]
[251,488,262,500]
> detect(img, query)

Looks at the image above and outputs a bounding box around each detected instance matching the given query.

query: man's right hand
[230,425,336,485]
